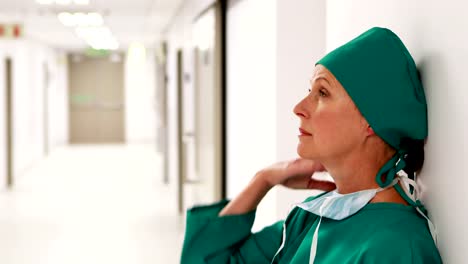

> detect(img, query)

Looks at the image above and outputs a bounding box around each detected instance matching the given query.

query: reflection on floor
[0,145,184,264]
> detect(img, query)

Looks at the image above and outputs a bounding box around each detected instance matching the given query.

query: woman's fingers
[260,158,328,188]
[307,178,336,191]
[282,176,309,189]
[282,173,335,191]
[287,158,326,175]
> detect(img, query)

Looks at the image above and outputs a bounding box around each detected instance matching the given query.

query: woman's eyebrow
[311,76,332,88]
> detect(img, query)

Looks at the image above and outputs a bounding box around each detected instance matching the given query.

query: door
[155,42,169,184]
[176,49,184,213]
[69,54,125,143]
[185,3,224,207]
[181,47,198,184]
[5,58,13,188]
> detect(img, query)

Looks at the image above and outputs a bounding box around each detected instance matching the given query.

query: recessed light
[58,12,75,26]
[36,0,54,5]
[58,12,103,27]
[55,0,72,5]
[86,13,103,27]
[74,0,90,5]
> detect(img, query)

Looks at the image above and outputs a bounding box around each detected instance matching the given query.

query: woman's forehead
[311,65,338,88]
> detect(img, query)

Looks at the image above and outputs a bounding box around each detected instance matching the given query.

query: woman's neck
[370,186,408,205]
[324,149,384,193]
[322,145,407,205]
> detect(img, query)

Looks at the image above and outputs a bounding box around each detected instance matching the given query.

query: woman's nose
[293,98,308,118]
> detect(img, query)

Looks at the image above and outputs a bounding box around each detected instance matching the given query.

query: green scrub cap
[316,27,428,210]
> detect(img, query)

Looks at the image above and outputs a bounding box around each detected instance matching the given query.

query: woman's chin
[296,144,314,159]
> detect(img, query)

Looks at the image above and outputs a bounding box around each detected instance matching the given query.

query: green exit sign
[85,48,110,57]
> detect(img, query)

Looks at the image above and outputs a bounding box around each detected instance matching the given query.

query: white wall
[226,0,278,229]
[226,0,276,199]
[124,46,157,144]
[0,39,69,188]
[325,0,462,261]
[226,0,327,230]
[274,0,327,219]
[11,41,43,178]
[47,50,69,148]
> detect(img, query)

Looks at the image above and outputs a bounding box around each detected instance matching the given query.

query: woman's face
[294,65,368,161]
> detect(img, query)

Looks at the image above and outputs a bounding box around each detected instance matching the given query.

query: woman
[181,27,442,263]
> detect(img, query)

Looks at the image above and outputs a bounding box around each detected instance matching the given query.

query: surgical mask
[296,178,398,220]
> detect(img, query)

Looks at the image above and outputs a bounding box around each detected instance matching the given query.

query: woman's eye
[318,89,327,97]
[308,88,327,97]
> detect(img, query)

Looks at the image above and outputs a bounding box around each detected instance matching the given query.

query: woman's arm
[182,158,336,263]
[219,171,271,216]
[219,158,336,216]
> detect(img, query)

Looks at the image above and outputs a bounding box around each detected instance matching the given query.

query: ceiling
[0,0,185,51]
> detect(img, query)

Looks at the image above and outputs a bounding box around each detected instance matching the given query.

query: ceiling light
[73,12,87,26]
[87,38,119,50]
[75,26,112,39]
[36,0,54,4]
[55,0,72,5]
[86,13,103,27]
[75,26,119,50]
[86,35,119,50]
[37,0,90,5]
[73,0,90,5]
[58,12,75,27]
[58,12,103,27]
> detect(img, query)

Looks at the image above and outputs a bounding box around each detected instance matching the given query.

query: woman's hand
[219,158,335,216]
[259,158,336,191]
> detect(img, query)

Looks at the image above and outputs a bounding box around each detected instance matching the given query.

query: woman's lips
[299,128,312,136]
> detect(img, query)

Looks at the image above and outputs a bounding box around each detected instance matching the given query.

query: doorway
[155,42,169,184]
[68,54,125,143]
[190,3,224,205]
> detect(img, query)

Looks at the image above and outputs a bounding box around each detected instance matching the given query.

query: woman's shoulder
[362,223,441,263]
[348,204,441,262]
[356,203,437,249]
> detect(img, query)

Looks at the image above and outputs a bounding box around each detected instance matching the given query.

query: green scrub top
[181,195,442,263]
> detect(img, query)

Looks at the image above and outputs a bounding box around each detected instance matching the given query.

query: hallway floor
[0,145,184,264]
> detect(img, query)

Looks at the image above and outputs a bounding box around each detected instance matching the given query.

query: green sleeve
[181,199,284,264]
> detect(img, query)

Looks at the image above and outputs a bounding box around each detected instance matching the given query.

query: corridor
[0,145,183,264]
